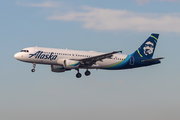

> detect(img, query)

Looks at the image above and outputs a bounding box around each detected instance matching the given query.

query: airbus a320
[14,33,164,78]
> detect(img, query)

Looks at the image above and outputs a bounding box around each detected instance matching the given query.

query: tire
[76,73,82,78]
[85,70,91,76]
[31,69,35,72]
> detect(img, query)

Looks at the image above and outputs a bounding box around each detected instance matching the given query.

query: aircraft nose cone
[14,53,20,60]
[14,53,18,59]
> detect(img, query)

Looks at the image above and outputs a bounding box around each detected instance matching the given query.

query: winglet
[119,50,123,53]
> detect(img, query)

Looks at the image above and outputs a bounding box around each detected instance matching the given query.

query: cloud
[48,6,180,32]
[17,1,62,8]
[18,1,180,32]
[135,0,179,5]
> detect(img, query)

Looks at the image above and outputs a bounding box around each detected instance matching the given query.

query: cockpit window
[20,50,29,52]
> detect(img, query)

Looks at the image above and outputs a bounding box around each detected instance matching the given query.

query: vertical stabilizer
[133,33,159,59]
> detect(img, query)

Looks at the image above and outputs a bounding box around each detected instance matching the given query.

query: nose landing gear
[31,63,36,72]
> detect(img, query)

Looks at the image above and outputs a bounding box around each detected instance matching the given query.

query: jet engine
[51,65,66,72]
[57,59,80,69]
[63,59,80,69]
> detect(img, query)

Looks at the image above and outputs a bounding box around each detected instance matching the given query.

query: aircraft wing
[72,50,122,66]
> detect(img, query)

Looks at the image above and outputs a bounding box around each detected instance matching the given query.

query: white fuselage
[14,47,127,69]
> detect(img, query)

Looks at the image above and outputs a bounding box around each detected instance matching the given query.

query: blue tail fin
[132,33,159,59]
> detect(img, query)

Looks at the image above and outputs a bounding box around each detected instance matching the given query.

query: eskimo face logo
[143,41,154,56]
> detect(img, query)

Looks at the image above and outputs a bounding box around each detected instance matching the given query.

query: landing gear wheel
[85,70,91,76]
[31,63,36,72]
[76,73,82,78]
[31,69,35,72]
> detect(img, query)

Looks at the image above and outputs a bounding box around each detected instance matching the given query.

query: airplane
[14,33,164,78]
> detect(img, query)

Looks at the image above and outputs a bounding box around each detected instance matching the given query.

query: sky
[1,0,180,120]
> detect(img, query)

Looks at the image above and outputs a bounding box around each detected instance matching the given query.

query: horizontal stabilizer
[142,57,164,63]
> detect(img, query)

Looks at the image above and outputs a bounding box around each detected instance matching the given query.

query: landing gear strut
[31,63,36,72]
[85,70,91,76]
[76,69,82,78]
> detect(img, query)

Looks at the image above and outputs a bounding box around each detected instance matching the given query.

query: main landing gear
[85,70,91,76]
[76,69,91,78]
[76,72,82,78]
[31,63,36,72]
[76,69,82,78]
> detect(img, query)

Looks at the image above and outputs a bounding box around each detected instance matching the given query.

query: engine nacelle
[51,65,66,72]
[57,59,80,69]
